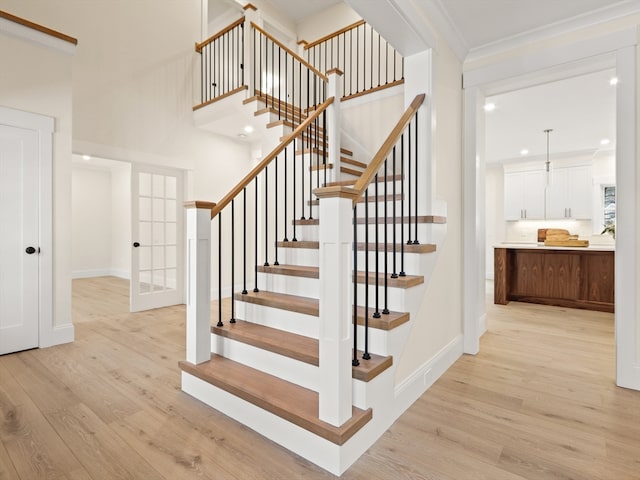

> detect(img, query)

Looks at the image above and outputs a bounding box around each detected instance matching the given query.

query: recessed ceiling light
[483,103,496,112]
[244,125,254,133]
[520,149,529,155]
[610,77,618,86]
[600,139,610,145]
[82,154,91,161]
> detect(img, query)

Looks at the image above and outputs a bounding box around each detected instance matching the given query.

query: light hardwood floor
[1,276,639,479]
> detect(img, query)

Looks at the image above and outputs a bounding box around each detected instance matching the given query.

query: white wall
[111,164,131,279]
[0,24,73,332]
[395,39,463,381]
[296,3,361,44]
[71,161,132,279]
[72,166,112,276]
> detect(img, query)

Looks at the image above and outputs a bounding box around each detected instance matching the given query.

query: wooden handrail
[0,10,77,45]
[196,16,245,53]
[351,94,425,204]
[304,20,366,50]
[251,22,328,82]
[210,96,335,218]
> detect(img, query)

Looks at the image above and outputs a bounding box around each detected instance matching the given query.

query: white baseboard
[72,268,130,279]
[393,334,463,418]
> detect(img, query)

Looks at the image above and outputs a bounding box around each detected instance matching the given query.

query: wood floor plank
[0,363,88,480]
[1,277,639,479]
[45,403,165,480]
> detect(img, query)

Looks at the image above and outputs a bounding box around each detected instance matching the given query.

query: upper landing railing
[193,11,403,113]
[302,20,404,101]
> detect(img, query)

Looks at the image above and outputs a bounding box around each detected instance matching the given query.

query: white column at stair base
[314,186,359,426]
[326,68,343,183]
[185,201,215,364]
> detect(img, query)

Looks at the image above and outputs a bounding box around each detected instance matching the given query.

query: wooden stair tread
[179,356,372,445]
[293,216,447,226]
[257,264,319,278]
[211,320,393,381]
[258,264,424,288]
[355,306,410,331]
[235,290,318,316]
[325,174,403,187]
[340,147,354,156]
[355,215,447,225]
[277,240,436,254]
[212,319,318,365]
[234,290,409,330]
[355,242,437,254]
[341,157,367,169]
[308,193,403,206]
[341,166,363,177]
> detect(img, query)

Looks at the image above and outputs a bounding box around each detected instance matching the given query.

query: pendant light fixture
[544,128,553,186]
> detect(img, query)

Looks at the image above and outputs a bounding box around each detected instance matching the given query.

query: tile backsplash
[505,219,615,245]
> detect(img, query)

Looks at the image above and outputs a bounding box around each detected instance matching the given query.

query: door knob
[133,242,140,248]
[25,246,37,254]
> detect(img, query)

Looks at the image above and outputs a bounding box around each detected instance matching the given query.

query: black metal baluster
[400,134,406,277]
[356,24,360,93]
[413,113,419,244]
[373,174,381,319]
[378,34,381,88]
[254,177,259,292]
[323,110,327,186]
[300,132,306,220]
[292,139,298,242]
[370,26,373,91]
[217,212,223,327]
[278,45,281,119]
[241,23,245,86]
[352,204,360,367]
[285,51,288,123]
[383,159,390,315]
[407,122,412,245]
[264,166,269,266]
[391,146,398,279]
[230,200,236,323]
[284,148,288,242]
[243,188,248,294]
[271,41,275,110]
[363,188,371,360]
[349,28,353,96]
[274,157,279,266]
[385,38,389,85]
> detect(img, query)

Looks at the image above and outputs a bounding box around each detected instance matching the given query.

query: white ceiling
[485,69,616,164]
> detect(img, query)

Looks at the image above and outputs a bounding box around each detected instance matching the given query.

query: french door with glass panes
[130,164,184,312]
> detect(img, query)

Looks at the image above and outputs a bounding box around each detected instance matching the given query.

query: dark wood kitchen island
[494,244,615,313]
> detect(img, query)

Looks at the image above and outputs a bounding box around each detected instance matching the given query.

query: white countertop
[494,242,615,252]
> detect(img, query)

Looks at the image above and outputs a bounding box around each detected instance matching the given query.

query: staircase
[181,8,449,476]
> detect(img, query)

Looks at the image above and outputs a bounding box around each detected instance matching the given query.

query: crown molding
[466,1,640,63]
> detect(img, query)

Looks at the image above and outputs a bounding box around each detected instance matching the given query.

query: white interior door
[0,125,39,355]
[130,164,184,312]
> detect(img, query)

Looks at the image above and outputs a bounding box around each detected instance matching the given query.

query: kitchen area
[485,69,616,312]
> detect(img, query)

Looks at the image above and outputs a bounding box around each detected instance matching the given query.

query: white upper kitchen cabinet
[546,165,593,219]
[504,170,546,221]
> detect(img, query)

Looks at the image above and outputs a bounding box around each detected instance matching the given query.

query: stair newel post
[184,201,216,365]
[326,69,342,183]
[243,4,260,96]
[313,186,359,427]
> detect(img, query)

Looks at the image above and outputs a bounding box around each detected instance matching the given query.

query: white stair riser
[257,272,319,298]
[210,333,320,391]
[354,284,409,313]
[352,367,394,411]
[355,251,427,276]
[279,247,319,266]
[355,322,412,358]
[235,300,319,338]
[294,222,437,245]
